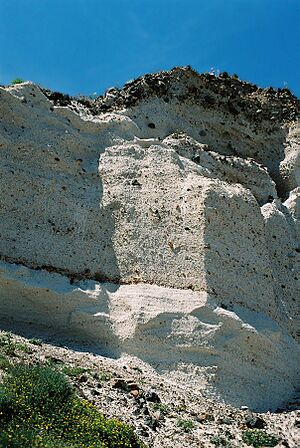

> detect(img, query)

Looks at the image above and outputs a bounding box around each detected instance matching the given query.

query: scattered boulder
[245,415,266,429]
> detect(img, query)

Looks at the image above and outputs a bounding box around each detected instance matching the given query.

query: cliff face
[0,68,299,411]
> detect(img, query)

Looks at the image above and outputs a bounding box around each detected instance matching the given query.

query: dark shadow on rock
[0,113,122,352]
[0,289,121,357]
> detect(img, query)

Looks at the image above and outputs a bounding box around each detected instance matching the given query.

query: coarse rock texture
[0,68,299,420]
[0,261,299,413]
[0,330,299,448]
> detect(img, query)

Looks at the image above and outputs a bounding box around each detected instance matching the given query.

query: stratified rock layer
[0,68,299,411]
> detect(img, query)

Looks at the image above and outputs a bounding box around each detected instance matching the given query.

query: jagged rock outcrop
[0,67,299,411]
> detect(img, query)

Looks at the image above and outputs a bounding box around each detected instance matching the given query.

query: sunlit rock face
[0,67,299,411]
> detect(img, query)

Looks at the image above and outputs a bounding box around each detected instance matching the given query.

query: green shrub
[11,78,24,84]
[0,355,11,371]
[99,371,112,381]
[0,333,18,356]
[28,338,42,346]
[0,333,25,352]
[176,418,194,431]
[61,366,88,378]
[44,357,64,369]
[0,364,143,447]
[242,429,280,447]
[0,364,73,418]
[151,402,169,415]
[14,343,32,354]
[211,435,232,447]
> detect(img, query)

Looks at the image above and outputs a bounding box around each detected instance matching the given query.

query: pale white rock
[279,125,300,195]
[261,201,299,338]
[284,187,300,224]
[0,68,299,412]
[0,260,299,412]
[162,133,278,205]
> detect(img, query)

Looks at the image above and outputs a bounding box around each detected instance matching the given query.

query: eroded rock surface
[0,67,299,411]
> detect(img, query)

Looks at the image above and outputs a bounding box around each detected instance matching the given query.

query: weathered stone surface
[163,133,277,205]
[0,68,299,411]
[0,261,298,412]
[261,201,299,338]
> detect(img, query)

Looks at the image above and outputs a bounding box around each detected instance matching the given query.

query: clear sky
[0,0,299,97]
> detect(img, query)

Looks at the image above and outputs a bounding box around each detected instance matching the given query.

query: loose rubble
[0,331,298,447]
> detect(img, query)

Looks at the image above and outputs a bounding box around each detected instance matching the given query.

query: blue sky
[0,0,299,96]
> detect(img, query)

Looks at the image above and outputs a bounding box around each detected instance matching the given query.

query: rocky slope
[0,330,299,448]
[0,68,299,418]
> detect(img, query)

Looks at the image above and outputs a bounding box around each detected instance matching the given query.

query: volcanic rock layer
[0,67,299,411]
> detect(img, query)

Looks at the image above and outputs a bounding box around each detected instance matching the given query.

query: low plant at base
[176,418,194,431]
[61,365,88,378]
[151,402,169,415]
[242,429,280,447]
[28,338,43,346]
[211,435,232,447]
[0,364,144,447]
